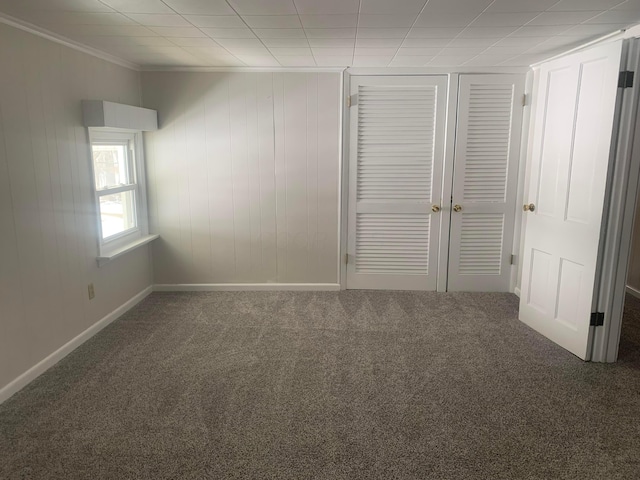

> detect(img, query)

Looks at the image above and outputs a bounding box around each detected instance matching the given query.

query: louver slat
[462,84,514,203]
[459,214,504,275]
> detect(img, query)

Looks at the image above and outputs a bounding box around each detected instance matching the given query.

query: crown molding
[0,11,140,71]
[140,66,347,73]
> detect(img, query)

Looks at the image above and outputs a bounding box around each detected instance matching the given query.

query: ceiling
[1,0,640,68]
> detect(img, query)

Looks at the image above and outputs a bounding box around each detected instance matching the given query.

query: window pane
[99,191,136,239]
[93,144,131,190]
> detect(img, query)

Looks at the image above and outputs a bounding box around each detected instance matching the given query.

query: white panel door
[448,75,525,291]
[519,41,623,360]
[346,76,448,290]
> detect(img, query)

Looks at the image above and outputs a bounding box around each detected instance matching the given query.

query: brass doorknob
[523,203,536,212]
[453,204,462,212]
[432,205,441,213]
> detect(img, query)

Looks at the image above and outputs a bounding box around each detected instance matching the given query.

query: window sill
[97,234,159,267]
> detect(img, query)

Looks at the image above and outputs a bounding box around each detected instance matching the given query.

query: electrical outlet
[88,283,95,300]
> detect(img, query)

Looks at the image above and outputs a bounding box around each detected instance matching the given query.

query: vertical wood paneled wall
[0,24,152,392]
[142,72,341,285]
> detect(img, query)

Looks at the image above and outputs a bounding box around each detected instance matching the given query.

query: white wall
[0,24,153,393]
[142,71,341,286]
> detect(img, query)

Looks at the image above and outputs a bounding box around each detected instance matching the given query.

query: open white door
[519,41,624,360]
[448,74,524,291]
[346,76,448,290]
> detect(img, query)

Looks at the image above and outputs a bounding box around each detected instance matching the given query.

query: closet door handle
[431,205,441,213]
[453,204,462,212]
[523,203,536,212]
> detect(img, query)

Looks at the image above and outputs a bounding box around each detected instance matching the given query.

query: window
[89,129,152,262]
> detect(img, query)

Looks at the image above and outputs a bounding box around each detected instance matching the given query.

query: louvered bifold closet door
[346,76,448,290]
[447,75,525,291]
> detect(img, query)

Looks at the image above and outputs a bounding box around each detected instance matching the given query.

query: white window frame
[88,128,153,264]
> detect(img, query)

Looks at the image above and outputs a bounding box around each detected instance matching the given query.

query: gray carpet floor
[1,291,640,479]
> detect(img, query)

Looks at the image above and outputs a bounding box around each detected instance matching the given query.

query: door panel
[448,75,524,291]
[519,41,623,360]
[346,76,448,290]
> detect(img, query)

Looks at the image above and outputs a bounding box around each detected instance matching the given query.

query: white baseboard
[153,283,341,292]
[626,285,640,299]
[514,287,521,298]
[0,285,153,405]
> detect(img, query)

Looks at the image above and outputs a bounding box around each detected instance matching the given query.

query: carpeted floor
[1,291,640,479]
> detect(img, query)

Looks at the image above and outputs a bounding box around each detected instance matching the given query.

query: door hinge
[347,94,357,107]
[619,71,634,88]
[510,254,516,265]
[590,312,605,327]
[345,253,350,264]
[522,94,528,107]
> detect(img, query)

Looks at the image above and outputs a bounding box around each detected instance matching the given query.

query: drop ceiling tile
[360,0,427,14]
[486,0,558,13]
[549,0,625,11]
[269,47,313,55]
[25,12,136,25]
[586,10,640,23]
[162,0,235,15]
[183,15,246,27]
[311,47,355,56]
[241,15,301,28]
[213,38,264,48]
[58,24,157,36]
[223,47,271,55]
[356,38,404,47]
[407,27,465,38]
[305,28,356,38]
[169,37,221,47]
[447,37,501,47]
[463,54,516,65]
[414,11,479,27]
[559,24,623,35]
[493,36,549,47]
[184,49,245,64]
[613,0,640,9]
[396,47,443,55]
[233,55,281,66]
[201,27,256,38]
[274,56,317,66]
[357,28,411,38]
[99,0,174,13]
[438,47,488,55]
[357,14,419,28]
[15,0,114,12]
[314,56,353,66]
[425,0,494,14]
[355,47,399,56]
[458,26,520,37]
[299,14,358,28]
[181,46,230,57]
[482,45,529,55]
[528,11,603,25]
[307,38,355,47]
[510,25,573,36]
[77,35,173,46]
[429,54,477,65]
[293,0,359,15]
[470,12,541,27]
[149,26,207,37]
[253,29,307,38]
[228,0,297,15]
[389,56,434,66]
[352,56,394,66]
[126,14,191,27]
[262,38,310,47]
[401,38,451,47]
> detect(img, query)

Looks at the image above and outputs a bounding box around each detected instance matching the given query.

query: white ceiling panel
[241,15,301,28]
[228,0,296,15]
[299,15,358,28]
[0,0,639,68]
[293,0,359,15]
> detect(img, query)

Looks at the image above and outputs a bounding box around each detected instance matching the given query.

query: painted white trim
[0,286,153,405]
[626,285,640,299]
[140,66,346,73]
[347,67,529,76]
[340,70,350,290]
[0,12,138,71]
[514,287,521,298]
[153,283,341,292]
[531,30,625,68]
[97,234,159,267]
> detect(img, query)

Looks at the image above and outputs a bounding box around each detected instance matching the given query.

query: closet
[346,73,524,292]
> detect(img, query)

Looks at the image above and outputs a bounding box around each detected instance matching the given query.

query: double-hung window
[89,129,152,262]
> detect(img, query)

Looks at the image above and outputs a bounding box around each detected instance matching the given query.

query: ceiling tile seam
[290,0,316,67]
[384,0,431,66]
[352,0,363,66]
[153,0,249,66]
